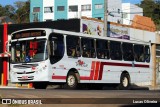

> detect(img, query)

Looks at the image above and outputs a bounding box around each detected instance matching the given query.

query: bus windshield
[11,39,48,63]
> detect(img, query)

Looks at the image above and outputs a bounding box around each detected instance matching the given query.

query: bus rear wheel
[66,72,78,89]
[33,82,48,89]
[119,74,131,90]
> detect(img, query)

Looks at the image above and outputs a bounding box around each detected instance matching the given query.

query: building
[0,16,15,24]
[122,3,143,25]
[30,0,122,23]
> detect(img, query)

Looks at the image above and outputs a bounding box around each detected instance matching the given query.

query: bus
[10,28,152,89]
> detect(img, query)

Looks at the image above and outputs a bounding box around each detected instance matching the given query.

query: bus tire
[119,74,131,90]
[33,82,47,89]
[66,72,78,89]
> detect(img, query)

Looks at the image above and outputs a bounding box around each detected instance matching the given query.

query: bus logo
[76,60,88,67]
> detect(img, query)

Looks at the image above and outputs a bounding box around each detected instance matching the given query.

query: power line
[91,12,155,29]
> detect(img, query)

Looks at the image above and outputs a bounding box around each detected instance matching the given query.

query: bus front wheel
[66,72,78,89]
[119,74,131,90]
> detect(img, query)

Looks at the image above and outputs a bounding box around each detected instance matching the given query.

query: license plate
[22,76,28,79]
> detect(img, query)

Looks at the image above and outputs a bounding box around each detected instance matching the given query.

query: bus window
[66,36,80,57]
[145,46,150,63]
[49,33,64,64]
[110,41,122,60]
[134,45,144,62]
[96,39,109,59]
[11,39,48,63]
[81,38,95,58]
[122,43,134,61]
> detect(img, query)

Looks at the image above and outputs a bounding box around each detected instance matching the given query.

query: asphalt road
[0,86,160,107]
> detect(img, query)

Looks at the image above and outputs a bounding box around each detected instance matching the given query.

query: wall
[108,0,122,23]
[54,0,68,20]
[43,0,54,21]
[92,0,104,20]
[30,0,43,22]
[122,3,143,25]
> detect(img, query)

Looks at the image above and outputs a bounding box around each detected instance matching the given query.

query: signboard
[108,24,130,40]
[12,30,46,40]
[81,19,130,40]
[81,19,104,36]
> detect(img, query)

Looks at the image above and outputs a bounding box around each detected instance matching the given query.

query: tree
[139,0,160,30]
[13,0,30,23]
[0,0,30,24]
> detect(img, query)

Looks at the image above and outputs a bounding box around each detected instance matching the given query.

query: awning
[0,52,11,57]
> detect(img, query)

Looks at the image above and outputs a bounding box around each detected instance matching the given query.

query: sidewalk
[148,85,160,90]
[0,82,33,89]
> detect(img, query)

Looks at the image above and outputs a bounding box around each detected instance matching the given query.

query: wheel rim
[67,75,75,87]
[122,77,128,87]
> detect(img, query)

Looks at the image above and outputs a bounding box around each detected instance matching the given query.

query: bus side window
[122,43,134,61]
[145,45,150,63]
[66,35,80,57]
[96,39,109,59]
[81,38,95,58]
[110,41,122,60]
[134,45,145,62]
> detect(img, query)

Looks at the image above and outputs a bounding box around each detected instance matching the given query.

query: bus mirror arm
[48,41,51,56]
[50,41,57,56]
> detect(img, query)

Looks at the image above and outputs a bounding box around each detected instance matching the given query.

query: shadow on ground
[47,84,149,90]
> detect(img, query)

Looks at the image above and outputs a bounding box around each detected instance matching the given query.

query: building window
[118,9,120,14]
[69,5,78,12]
[96,17,102,20]
[81,4,91,11]
[44,7,53,13]
[95,4,103,9]
[122,13,128,18]
[33,7,40,12]
[57,6,65,11]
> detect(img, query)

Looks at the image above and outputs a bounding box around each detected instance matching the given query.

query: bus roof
[11,28,151,45]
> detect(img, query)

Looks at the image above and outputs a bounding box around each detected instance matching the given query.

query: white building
[122,3,143,25]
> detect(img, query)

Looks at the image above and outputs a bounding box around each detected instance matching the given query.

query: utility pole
[104,0,108,37]
[152,43,157,89]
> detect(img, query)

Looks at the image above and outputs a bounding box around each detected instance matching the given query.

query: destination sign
[12,30,46,39]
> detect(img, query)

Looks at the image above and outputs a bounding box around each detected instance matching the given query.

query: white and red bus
[10,28,152,89]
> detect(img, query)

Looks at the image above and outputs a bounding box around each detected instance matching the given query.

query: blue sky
[123,0,142,4]
[0,0,27,6]
[0,0,141,6]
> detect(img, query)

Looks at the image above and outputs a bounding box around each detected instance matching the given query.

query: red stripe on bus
[52,76,66,79]
[89,61,96,80]
[98,63,104,80]
[80,76,90,80]
[94,61,100,80]
[52,75,91,80]
[135,64,149,68]
[98,62,150,80]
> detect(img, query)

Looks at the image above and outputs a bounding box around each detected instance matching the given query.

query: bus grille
[17,71,35,74]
